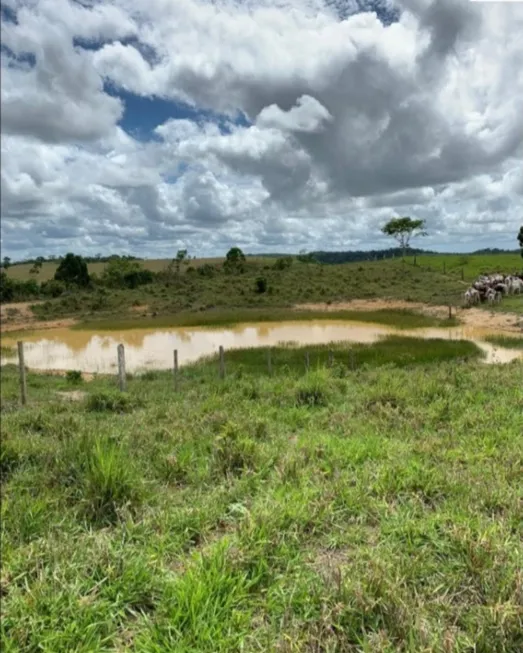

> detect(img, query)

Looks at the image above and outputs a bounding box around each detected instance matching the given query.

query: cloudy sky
[1,0,522,260]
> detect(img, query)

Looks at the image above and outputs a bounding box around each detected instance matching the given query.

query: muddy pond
[1,320,523,374]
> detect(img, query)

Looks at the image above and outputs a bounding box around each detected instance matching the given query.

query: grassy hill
[3,253,522,328]
[1,347,522,651]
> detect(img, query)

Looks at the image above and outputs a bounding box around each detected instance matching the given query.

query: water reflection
[1,320,522,373]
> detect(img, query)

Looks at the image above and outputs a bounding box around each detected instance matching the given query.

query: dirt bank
[294,300,523,333]
[0,301,77,333]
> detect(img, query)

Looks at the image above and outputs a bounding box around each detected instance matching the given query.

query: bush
[66,370,83,384]
[63,435,143,524]
[85,391,138,413]
[41,279,66,298]
[255,277,267,294]
[196,264,216,278]
[273,257,293,270]
[213,421,258,476]
[295,371,330,407]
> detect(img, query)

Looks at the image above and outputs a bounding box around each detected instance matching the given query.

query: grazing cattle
[485,288,497,305]
[464,272,522,307]
[507,277,523,294]
[464,288,480,306]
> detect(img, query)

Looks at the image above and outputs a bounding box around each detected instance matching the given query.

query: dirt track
[1,298,522,335]
[0,301,77,333]
[295,299,523,333]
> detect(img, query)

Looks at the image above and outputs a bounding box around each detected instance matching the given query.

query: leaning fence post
[219,345,225,379]
[17,341,27,405]
[305,351,310,373]
[448,305,452,319]
[267,348,272,375]
[173,349,179,391]
[117,344,126,391]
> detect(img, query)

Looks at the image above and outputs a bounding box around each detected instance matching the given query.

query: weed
[295,370,330,407]
[65,370,83,384]
[213,421,258,476]
[85,390,138,413]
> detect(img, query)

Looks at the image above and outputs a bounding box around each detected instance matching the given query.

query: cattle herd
[464,273,523,307]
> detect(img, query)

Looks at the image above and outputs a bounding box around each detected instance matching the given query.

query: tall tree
[518,225,523,258]
[224,247,246,274]
[175,249,188,274]
[381,217,427,259]
[2,256,11,270]
[54,253,90,287]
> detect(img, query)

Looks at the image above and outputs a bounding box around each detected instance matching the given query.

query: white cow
[464,288,480,306]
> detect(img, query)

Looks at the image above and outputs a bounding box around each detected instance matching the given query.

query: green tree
[381,217,427,259]
[175,249,188,274]
[54,253,90,287]
[224,247,246,274]
[29,257,44,276]
[101,257,152,289]
[518,225,523,258]
[2,256,11,270]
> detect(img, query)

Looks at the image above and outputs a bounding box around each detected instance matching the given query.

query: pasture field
[1,342,522,652]
[24,258,470,326]
[4,257,268,282]
[409,252,522,281]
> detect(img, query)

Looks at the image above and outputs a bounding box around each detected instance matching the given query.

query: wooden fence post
[17,341,27,406]
[328,350,333,367]
[448,305,452,320]
[305,351,310,373]
[219,345,225,379]
[350,349,355,371]
[117,344,126,392]
[461,268,465,281]
[173,349,179,391]
[267,348,272,375]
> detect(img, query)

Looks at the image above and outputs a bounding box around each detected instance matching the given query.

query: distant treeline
[311,247,434,264]
[311,247,520,264]
[3,247,520,268]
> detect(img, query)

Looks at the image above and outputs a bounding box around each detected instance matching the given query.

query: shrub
[213,421,258,476]
[295,371,330,407]
[255,276,267,293]
[85,391,138,413]
[273,257,293,270]
[41,279,66,298]
[64,435,143,524]
[196,264,215,278]
[66,370,83,384]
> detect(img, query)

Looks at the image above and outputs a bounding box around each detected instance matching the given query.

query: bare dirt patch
[56,390,88,402]
[129,304,150,314]
[0,301,77,333]
[32,369,96,382]
[294,300,523,333]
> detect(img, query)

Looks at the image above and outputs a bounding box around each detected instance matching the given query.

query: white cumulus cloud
[1,0,522,258]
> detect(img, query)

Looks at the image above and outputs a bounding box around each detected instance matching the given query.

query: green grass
[2,343,521,651]
[484,335,523,349]
[75,307,459,331]
[0,344,16,357]
[18,258,472,326]
[193,336,483,376]
[410,252,523,281]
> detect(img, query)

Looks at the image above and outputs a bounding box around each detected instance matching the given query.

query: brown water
[1,320,522,373]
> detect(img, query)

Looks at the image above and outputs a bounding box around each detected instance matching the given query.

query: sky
[1,0,523,260]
